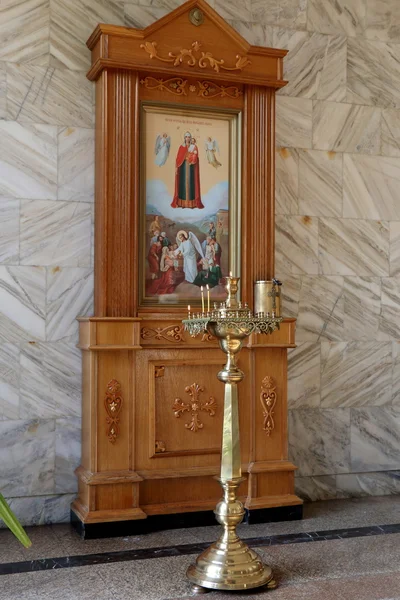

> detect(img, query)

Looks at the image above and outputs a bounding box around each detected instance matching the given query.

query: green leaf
[0,494,32,548]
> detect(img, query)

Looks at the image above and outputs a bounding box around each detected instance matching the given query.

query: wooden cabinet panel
[151,360,225,456]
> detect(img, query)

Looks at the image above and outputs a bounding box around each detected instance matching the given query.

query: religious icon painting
[140,103,241,307]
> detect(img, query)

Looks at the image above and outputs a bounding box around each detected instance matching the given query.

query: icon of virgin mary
[171,131,204,209]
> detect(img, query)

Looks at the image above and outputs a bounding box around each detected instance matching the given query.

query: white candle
[206,284,210,312]
[200,286,205,312]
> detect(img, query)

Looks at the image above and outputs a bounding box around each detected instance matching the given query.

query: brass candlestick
[183,276,282,593]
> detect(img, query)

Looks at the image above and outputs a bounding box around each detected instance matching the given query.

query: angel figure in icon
[174,230,204,284]
[205,137,222,169]
[154,133,171,166]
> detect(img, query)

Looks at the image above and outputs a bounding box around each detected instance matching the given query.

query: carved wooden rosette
[173,383,217,432]
[104,379,124,443]
[260,376,276,436]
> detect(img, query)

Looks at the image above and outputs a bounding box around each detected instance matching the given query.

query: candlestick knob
[225,275,239,309]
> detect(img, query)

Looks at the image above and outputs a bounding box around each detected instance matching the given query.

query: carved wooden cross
[267,286,278,309]
[173,383,216,432]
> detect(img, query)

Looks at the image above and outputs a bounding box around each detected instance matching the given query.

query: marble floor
[2,496,400,599]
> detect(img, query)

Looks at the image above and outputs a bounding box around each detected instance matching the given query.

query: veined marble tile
[351,406,400,472]
[50,0,125,70]
[0,122,57,199]
[364,0,400,42]
[58,128,94,202]
[347,38,400,108]
[307,0,366,37]
[298,150,342,218]
[277,0,307,30]
[319,217,389,276]
[0,198,19,264]
[7,64,94,128]
[389,222,400,276]
[124,4,168,27]
[251,0,278,24]
[55,417,81,493]
[20,200,91,267]
[313,102,381,155]
[379,276,400,339]
[274,29,346,101]
[344,154,400,220]
[254,0,307,29]
[276,97,312,149]
[321,341,392,408]
[343,277,381,340]
[3,493,76,526]
[0,0,49,64]
[336,471,400,498]
[47,267,93,342]
[392,342,400,404]
[0,419,55,496]
[131,0,207,7]
[0,344,19,420]
[289,408,350,476]
[276,215,319,275]
[274,274,301,318]
[382,109,400,157]
[0,63,6,119]
[20,342,82,419]
[225,21,274,46]
[296,276,344,342]
[214,0,252,22]
[276,147,299,215]
[288,342,320,409]
[0,266,46,343]
[295,475,337,501]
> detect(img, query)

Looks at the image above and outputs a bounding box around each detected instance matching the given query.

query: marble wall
[1,0,400,525]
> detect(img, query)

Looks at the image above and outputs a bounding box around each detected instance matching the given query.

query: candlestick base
[187,543,274,592]
[186,478,275,592]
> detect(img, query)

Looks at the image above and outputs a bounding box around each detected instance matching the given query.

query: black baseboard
[70,503,303,540]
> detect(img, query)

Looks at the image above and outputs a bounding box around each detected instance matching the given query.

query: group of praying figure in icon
[147,216,223,295]
[154,131,222,210]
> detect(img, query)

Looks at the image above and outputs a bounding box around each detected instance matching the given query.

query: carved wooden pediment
[86,0,287,87]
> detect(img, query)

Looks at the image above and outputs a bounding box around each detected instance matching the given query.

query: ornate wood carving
[140,76,188,95]
[155,441,166,453]
[73,0,300,530]
[197,80,242,98]
[154,365,165,378]
[140,41,251,73]
[260,376,276,436]
[201,332,215,342]
[141,325,184,342]
[173,383,216,432]
[105,379,123,443]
